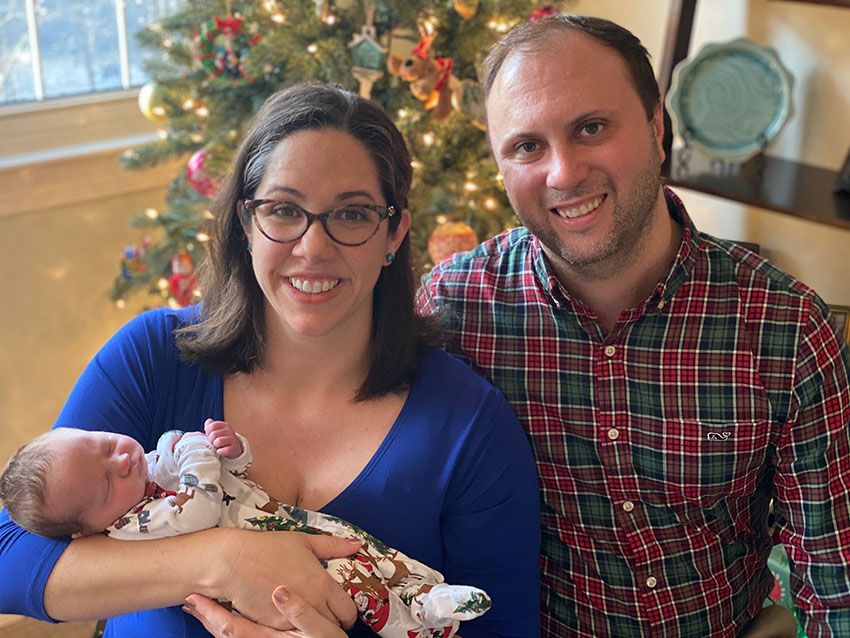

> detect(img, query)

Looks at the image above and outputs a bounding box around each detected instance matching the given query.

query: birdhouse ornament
[348,4,385,99]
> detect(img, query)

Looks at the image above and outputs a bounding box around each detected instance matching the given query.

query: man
[417,14,850,638]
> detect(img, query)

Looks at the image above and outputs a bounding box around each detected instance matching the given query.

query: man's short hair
[482,14,661,121]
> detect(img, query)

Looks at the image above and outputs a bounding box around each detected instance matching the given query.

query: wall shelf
[665,149,850,230]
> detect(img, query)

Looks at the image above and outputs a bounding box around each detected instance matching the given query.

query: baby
[0,422,491,638]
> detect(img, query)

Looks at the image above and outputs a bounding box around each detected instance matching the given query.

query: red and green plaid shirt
[416,189,850,638]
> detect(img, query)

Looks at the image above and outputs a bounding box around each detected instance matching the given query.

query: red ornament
[530,6,559,21]
[427,221,479,264]
[186,148,221,199]
[168,252,198,307]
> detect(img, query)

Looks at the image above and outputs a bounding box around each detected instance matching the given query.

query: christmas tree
[111,0,569,307]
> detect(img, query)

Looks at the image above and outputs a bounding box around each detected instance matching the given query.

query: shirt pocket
[633,419,771,506]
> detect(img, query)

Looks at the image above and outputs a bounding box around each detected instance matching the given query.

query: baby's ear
[70,529,96,539]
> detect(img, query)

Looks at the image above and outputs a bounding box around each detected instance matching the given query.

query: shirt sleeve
[219,433,252,476]
[0,311,172,620]
[440,385,541,638]
[107,434,222,540]
[774,301,850,638]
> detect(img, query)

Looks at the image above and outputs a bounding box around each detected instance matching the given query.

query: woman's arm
[440,386,541,638]
[42,526,359,628]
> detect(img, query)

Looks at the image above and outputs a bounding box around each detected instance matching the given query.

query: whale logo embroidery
[707,432,732,441]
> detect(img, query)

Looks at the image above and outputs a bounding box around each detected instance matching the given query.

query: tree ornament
[389,34,461,120]
[530,6,559,21]
[427,221,478,264]
[168,252,199,308]
[194,16,261,83]
[186,148,222,199]
[452,0,479,20]
[348,3,384,99]
[137,82,169,122]
[120,236,152,280]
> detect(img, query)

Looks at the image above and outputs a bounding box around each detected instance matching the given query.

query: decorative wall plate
[666,38,794,162]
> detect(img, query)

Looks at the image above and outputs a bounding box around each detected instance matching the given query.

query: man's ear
[651,100,666,164]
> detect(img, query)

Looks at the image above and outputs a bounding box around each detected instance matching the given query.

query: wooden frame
[829,305,850,346]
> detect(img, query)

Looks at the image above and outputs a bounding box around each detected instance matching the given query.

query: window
[0,0,182,106]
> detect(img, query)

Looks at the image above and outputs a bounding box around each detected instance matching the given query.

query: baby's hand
[204,418,243,460]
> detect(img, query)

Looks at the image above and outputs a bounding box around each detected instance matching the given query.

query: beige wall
[0,179,157,464]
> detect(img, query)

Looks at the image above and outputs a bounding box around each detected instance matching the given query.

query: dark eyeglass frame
[240,198,396,247]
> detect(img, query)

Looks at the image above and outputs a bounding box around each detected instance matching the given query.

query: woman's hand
[184,587,349,637]
[208,528,359,630]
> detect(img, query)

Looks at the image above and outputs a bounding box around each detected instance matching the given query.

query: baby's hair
[0,430,87,539]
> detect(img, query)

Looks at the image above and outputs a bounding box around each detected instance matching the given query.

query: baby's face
[45,429,148,535]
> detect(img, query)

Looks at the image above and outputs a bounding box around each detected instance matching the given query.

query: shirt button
[657,299,666,309]
[646,576,657,588]
[607,428,620,440]
[604,345,616,357]
[622,500,635,512]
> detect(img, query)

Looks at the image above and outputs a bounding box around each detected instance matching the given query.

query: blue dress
[0,307,540,637]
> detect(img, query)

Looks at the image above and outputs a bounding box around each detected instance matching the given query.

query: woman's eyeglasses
[241,199,395,247]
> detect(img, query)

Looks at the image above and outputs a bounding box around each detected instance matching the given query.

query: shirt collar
[530,186,699,317]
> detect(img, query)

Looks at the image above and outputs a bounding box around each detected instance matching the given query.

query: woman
[0,83,540,637]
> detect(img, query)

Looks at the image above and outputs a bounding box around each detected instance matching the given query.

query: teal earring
[385,252,395,265]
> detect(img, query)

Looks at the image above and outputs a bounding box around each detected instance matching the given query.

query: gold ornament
[427,221,479,264]
[452,0,479,20]
[137,82,169,122]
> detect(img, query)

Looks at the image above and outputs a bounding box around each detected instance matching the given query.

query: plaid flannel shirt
[416,188,850,637]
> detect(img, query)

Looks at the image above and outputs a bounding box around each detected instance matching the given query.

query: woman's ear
[389,209,412,254]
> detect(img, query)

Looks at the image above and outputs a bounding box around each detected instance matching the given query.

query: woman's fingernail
[273,586,290,604]
[183,598,196,609]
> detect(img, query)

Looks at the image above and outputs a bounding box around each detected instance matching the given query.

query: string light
[487,18,512,33]
[157,278,169,290]
[144,208,159,219]
[195,231,210,242]
[156,129,168,140]
[190,133,203,143]
[271,13,286,24]
[422,132,435,146]
[115,299,127,309]
[464,181,478,192]
[182,98,195,110]
[307,43,319,54]
[436,214,448,224]
[323,13,337,25]
[484,196,498,210]
[195,106,209,117]
[203,210,215,220]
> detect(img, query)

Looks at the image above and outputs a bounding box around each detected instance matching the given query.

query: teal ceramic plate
[666,38,793,162]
